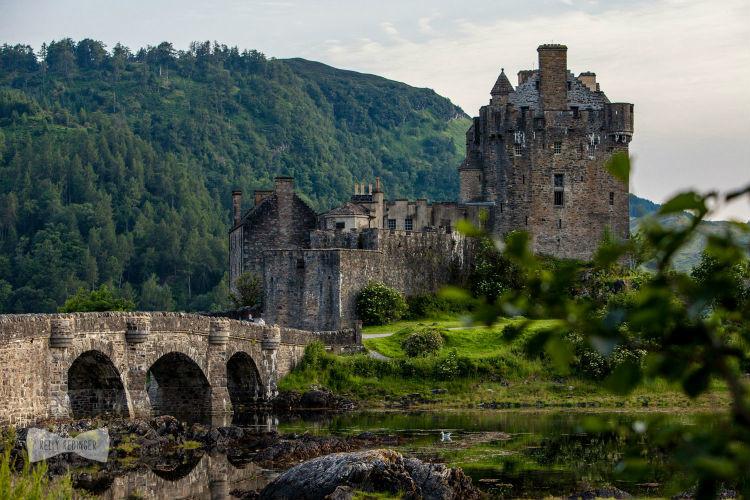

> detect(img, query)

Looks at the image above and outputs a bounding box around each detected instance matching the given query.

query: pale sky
[2,0,749,220]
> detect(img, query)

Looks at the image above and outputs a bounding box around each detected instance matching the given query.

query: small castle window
[387,218,396,231]
[567,81,572,91]
[500,203,504,214]
[534,80,539,90]
[554,142,562,154]
[404,218,413,231]
[525,216,529,226]
[514,144,522,156]
[296,258,305,269]
[335,221,345,230]
[609,192,615,206]
[522,175,525,184]
[554,173,564,188]
[554,174,564,207]
[572,107,579,119]
[558,219,562,229]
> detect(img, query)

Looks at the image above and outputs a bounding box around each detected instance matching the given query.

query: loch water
[76,409,713,499]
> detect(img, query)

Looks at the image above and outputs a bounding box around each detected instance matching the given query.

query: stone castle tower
[459,44,633,260]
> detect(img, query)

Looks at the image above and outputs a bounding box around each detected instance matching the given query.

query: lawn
[364,317,562,359]
[280,314,732,411]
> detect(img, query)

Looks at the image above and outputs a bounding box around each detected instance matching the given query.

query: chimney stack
[368,183,373,195]
[375,177,381,193]
[232,190,242,227]
[537,44,568,111]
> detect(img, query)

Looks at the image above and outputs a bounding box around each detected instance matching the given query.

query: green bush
[400,328,444,357]
[58,285,135,312]
[355,281,407,326]
[298,341,331,371]
[405,293,472,319]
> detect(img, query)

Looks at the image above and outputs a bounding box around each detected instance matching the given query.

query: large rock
[259,449,480,500]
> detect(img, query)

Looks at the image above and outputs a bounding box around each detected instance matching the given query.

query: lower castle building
[229,43,632,329]
[229,177,482,330]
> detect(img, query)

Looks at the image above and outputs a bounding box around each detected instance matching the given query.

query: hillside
[0,39,470,313]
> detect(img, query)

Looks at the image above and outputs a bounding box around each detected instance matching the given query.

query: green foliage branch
[458,153,750,496]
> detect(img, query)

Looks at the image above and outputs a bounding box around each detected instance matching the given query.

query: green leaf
[658,191,706,215]
[455,219,483,237]
[605,359,642,395]
[544,335,574,375]
[682,365,711,398]
[605,152,630,183]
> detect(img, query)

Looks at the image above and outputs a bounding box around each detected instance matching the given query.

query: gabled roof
[490,69,514,97]
[321,202,371,218]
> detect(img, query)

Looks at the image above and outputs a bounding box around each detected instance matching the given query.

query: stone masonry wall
[0,312,330,426]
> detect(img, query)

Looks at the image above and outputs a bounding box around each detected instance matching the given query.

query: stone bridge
[0,312,356,426]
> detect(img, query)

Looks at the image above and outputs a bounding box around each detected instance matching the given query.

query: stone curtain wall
[0,312,332,426]
[264,230,475,330]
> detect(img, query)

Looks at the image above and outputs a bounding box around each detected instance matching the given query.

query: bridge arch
[147,352,211,422]
[68,350,129,419]
[226,351,263,412]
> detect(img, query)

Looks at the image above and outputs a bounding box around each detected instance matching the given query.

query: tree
[58,285,134,312]
[355,281,407,325]
[230,272,262,308]
[139,274,174,311]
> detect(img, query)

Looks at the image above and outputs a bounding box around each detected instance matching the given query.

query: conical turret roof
[490,68,514,96]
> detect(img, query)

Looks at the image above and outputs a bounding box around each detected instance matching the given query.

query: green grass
[281,314,731,411]
[1,430,75,499]
[364,318,562,359]
[362,317,466,335]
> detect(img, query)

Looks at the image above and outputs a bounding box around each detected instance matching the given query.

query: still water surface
[79,410,708,499]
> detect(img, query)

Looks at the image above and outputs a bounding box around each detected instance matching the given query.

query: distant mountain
[629,193,661,218]
[629,195,749,271]
[0,39,469,313]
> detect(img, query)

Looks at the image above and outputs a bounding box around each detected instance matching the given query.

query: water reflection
[73,410,715,499]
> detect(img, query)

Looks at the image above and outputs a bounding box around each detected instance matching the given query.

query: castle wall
[265,230,475,330]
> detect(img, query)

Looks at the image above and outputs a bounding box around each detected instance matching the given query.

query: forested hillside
[0,39,470,313]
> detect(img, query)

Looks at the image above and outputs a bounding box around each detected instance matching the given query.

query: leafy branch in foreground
[457,153,750,497]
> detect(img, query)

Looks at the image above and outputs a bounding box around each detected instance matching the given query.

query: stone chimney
[537,44,568,111]
[274,176,294,195]
[232,190,242,227]
[578,72,598,92]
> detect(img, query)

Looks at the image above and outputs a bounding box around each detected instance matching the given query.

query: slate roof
[490,69,514,96]
[508,71,609,111]
[321,202,371,217]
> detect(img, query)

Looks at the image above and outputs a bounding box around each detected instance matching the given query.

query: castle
[460,44,632,259]
[229,44,633,330]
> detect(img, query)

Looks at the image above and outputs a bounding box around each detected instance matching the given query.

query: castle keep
[230,44,633,329]
[460,44,633,259]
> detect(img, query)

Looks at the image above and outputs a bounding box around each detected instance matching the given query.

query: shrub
[355,281,407,326]
[298,341,330,371]
[401,328,444,357]
[405,293,472,319]
[434,349,460,380]
[231,272,262,308]
[58,285,135,312]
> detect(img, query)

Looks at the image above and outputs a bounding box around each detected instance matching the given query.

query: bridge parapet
[0,312,358,426]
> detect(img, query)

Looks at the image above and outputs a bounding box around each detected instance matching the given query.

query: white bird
[440,431,452,442]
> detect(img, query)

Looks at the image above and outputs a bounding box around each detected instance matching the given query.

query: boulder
[259,449,480,500]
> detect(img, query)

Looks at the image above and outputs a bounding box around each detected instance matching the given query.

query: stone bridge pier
[0,312,361,426]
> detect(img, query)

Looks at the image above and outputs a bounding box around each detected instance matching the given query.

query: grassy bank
[279,316,730,410]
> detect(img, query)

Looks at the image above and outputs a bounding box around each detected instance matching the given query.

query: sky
[2,0,749,220]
